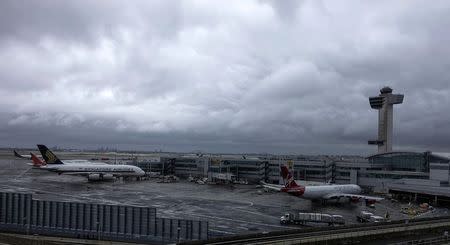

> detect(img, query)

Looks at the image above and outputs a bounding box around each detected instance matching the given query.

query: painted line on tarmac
[232,207,280,220]
[184,213,296,229]
[209,229,236,235]
[376,201,409,219]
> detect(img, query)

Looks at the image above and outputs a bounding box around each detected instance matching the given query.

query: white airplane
[262,165,383,204]
[14,149,106,165]
[14,150,32,159]
[29,144,145,181]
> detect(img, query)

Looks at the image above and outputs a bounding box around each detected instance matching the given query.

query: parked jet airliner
[262,165,383,204]
[14,149,106,165]
[30,145,145,181]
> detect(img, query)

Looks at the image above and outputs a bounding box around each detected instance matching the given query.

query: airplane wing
[323,193,384,201]
[260,181,283,191]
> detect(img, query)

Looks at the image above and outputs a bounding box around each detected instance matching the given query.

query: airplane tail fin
[14,150,30,159]
[280,165,300,188]
[37,145,63,164]
[30,152,45,167]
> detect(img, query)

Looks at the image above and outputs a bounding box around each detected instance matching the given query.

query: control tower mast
[368,87,404,153]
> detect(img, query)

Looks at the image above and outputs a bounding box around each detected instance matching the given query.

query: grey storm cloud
[0,0,449,154]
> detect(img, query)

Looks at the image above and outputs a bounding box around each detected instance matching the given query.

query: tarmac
[0,152,448,238]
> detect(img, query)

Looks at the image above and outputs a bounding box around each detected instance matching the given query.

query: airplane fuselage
[264,165,382,204]
[62,160,106,165]
[302,184,361,199]
[40,164,145,177]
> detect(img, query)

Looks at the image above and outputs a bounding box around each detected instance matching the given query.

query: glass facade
[367,152,449,172]
[208,159,267,182]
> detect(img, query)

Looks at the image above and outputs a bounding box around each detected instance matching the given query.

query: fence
[0,192,208,243]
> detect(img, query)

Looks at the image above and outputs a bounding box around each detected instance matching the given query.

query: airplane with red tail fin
[30,152,45,167]
[262,165,383,204]
[17,145,145,181]
[14,149,106,165]
[14,150,31,159]
[33,144,145,181]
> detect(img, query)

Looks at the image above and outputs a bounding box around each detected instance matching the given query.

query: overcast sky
[0,1,449,154]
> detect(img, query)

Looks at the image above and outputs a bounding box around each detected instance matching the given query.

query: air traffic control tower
[368,87,404,153]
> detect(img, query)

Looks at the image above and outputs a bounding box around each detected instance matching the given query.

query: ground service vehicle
[357,211,374,222]
[280,212,345,226]
[357,211,385,223]
[369,215,385,223]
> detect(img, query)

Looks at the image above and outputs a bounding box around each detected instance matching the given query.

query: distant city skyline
[1,1,449,154]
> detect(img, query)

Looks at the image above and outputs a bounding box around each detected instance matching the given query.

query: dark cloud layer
[0,0,449,154]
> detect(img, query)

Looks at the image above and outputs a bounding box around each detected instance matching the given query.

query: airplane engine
[351,197,361,203]
[88,174,101,181]
[366,199,377,205]
[102,174,114,180]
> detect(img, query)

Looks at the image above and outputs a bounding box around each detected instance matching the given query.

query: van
[369,215,384,223]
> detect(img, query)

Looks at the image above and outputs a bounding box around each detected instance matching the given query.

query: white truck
[369,215,385,223]
[357,211,385,223]
[280,212,345,226]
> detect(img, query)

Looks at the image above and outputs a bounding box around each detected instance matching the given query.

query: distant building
[334,152,448,191]
[208,157,267,183]
[332,151,450,205]
[129,151,450,204]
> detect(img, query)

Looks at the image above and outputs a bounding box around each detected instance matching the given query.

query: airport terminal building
[131,150,450,204]
[128,86,450,205]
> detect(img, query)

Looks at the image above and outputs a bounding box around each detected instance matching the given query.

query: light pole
[23,217,30,235]
[96,221,100,241]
